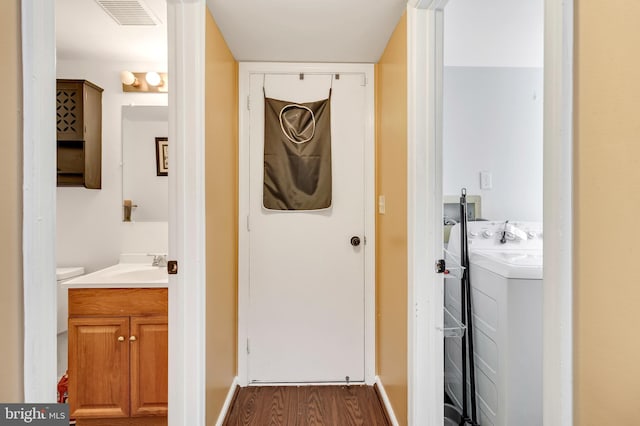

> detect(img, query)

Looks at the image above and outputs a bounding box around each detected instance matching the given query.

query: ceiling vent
[94,0,160,26]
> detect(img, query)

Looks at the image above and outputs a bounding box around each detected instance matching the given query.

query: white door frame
[406,1,574,425]
[406,4,446,425]
[21,0,207,424]
[21,0,57,402]
[237,62,376,386]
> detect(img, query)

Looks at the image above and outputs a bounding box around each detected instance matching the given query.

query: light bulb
[120,70,137,86]
[145,71,162,87]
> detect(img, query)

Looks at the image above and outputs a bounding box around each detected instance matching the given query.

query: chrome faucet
[151,254,168,267]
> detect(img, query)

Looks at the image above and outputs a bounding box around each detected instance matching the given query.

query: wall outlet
[378,195,386,214]
[480,171,493,190]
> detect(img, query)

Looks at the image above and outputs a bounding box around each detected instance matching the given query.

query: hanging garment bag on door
[263,92,332,210]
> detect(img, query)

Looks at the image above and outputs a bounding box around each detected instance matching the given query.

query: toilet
[56,267,85,378]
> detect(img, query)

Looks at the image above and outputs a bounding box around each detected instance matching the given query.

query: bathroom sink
[101,266,167,282]
[62,261,168,288]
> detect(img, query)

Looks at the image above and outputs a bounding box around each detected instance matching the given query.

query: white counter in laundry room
[445,221,543,426]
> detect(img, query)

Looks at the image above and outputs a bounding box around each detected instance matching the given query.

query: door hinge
[246,338,250,354]
[435,259,447,274]
[247,95,250,110]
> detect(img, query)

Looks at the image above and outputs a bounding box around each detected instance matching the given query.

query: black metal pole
[459,190,468,424]
[461,191,479,425]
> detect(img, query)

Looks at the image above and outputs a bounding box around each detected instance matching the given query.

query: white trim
[542,0,574,424]
[407,5,445,426]
[375,376,400,426]
[237,62,250,387]
[214,377,239,426]
[21,0,57,403]
[248,381,367,387]
[237,62,376,386]
[166,1,206,425]
[362,62,376,387]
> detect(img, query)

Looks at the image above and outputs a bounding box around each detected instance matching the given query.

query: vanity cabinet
[68,288,168,426]
[56,79,103,189]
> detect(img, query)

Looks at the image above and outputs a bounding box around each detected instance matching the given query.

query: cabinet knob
[117,336,125,342]
[129,336,137,342]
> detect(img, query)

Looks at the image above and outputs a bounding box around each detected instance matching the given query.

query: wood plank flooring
[223,385,391,426]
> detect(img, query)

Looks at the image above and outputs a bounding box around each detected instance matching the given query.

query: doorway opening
[237,63,376,386]
[54,0,170,389]
[441,2,544,424]
[406,0,573,424]
[22,1,207,424]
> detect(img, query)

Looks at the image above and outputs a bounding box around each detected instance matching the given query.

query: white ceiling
[56,0,168,64]
[56,0,407,64]
[206,0,407,63]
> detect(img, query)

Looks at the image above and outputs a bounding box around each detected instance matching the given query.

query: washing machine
[57,267,85,378]
[444,221,542,426]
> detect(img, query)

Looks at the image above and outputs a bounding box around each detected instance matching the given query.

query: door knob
[350,236,361,247]
[117,336,125,342]
[129,336,137,342]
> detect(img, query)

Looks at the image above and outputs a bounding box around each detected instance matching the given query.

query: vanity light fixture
[145,71,162,87]
[121,71,168,93]
[120,71,139,87]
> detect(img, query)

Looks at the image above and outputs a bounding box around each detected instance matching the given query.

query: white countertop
[62,262,168,289]
[56,267,85,281]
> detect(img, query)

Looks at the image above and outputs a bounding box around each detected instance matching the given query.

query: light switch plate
[480,171,493,190]
[378,195,386,214]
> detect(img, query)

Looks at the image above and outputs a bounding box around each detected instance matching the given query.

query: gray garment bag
[263,92,332,210]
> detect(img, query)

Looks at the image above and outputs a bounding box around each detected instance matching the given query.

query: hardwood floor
[223,385,391,426]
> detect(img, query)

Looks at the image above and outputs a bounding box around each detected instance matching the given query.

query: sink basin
[63,262,168,288]
[102,266,167,282]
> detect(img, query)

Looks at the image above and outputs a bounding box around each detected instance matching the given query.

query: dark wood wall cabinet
[56,79,103,189]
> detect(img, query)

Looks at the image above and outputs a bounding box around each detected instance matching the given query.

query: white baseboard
[248,381,365,386]
[375,376,400,426]
[215,376,240,426]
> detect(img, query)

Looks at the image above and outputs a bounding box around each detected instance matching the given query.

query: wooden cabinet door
[68,317,130,419]
[130,315,168,417]
[82,83,102,189]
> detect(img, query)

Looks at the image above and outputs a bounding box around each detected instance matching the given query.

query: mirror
[122,105,169,222]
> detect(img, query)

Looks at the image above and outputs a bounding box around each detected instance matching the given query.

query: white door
[247,72,367,383]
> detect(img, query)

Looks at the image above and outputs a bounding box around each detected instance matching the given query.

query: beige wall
[375,12,408,426]
[204,9,239,424]
[574,1,640,424]
[0,0,24,403]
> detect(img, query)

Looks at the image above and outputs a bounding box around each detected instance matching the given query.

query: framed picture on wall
[155,137,168,176]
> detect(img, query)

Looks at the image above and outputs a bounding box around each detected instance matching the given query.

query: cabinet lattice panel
[56,88,80,135]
